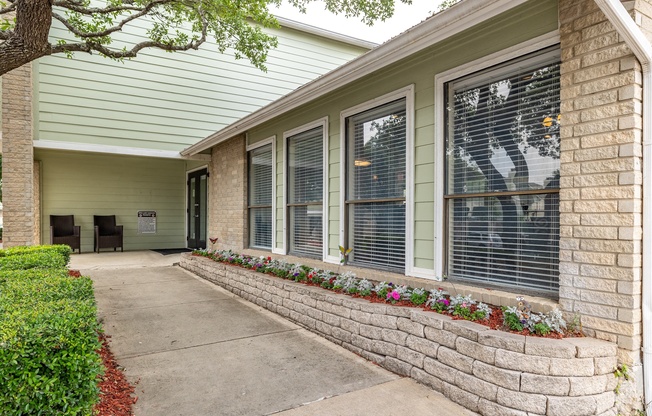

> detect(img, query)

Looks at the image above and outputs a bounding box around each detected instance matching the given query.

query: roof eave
[274,16,378,50]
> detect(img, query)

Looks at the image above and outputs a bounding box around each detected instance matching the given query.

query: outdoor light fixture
[354,160,371,167]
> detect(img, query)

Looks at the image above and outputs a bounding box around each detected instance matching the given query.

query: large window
[345,99,407,272]
[445,50,560,295]
[248,144,273,249]
[287,127,323,258]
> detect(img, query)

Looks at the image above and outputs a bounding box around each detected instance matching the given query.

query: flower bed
[182,252,619,416]
[193,249,570,338]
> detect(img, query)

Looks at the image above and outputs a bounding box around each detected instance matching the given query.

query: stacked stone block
[558,0,644,365]
[182,254,618,416]
[209,135,247,251]
[1,64,35,247]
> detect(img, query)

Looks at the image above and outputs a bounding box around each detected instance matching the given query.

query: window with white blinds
[345,99,406,272]
[287,127,323,258]
[248,144,273,250]
[445,49,560,295]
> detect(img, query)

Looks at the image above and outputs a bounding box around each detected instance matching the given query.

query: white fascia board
[182,0,529,157]
[274,16,377,50]
[34,140,211,161]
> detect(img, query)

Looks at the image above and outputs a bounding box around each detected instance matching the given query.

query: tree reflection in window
[446,52,561,295]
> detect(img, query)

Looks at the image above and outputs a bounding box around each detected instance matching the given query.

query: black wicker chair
[50,215,81,253]
[94,215,123,253]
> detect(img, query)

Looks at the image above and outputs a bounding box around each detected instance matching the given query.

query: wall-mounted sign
[138,211,157,234]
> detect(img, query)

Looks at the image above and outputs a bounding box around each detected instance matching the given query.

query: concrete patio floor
[72,251,476,416]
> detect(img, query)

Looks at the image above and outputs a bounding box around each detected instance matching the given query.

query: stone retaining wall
[181,254,619,416]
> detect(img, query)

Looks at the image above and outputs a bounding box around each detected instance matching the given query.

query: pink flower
[387,291,400,301]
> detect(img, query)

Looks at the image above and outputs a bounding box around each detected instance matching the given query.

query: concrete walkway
[72,251,475,416]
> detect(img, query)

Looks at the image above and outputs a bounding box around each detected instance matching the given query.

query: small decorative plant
[357,279,373,296]
[502,297,566,335]
[288,264,307,282]
[333,271,358,294]
[338,245,353,265]
[410,288,428,306]
[393,285,412,301]
[449,294,491,321]
[373,281,392,299]
[426,288,450,313]
[386,289,401,304]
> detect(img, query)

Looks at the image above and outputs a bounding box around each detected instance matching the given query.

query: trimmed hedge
[0,245,71,271]
[0,247,102,415]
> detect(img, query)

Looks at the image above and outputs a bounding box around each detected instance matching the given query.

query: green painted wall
[35,23,368,152]
[247,0,559,270]
[36,149,187,251]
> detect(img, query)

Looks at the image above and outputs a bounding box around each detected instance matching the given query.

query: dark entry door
[187,169,208,249]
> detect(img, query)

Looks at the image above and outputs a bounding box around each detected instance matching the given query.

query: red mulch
[94,333,137,416]
[68,269,82,278]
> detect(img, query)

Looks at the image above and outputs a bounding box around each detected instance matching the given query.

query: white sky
[272,0,448,44]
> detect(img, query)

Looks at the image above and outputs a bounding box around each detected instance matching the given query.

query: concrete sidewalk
[74,251,475,416]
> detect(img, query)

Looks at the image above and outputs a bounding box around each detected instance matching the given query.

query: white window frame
[281,117,329,259]
[433,30,560,279]
[246,136,275,251]
[339,85,414,275]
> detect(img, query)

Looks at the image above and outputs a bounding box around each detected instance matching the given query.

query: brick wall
[1,64,35,247]
[559,0,644,366]
[209,135,247,250]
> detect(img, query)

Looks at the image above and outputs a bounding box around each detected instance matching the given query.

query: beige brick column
[209,135,247,251]
[1,65,35,247]
[559,0,645,366]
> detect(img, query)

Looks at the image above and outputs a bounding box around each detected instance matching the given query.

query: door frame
[186,166,209,249]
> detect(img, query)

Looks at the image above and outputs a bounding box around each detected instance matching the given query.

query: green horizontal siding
[37,149,187,251]
[36,22,368,152]
[246,0,558,272]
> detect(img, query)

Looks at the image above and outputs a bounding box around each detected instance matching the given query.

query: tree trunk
[0,0,52,75]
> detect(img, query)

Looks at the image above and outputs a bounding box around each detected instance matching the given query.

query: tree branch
[51,0,173,15]
[0,0,52,74]
[51,1,160,39]
[51,18,208,58]
[0,2,17,14]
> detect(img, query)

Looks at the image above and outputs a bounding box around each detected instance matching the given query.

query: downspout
[594,0,652,407]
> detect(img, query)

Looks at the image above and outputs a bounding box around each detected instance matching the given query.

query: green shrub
[1,244,72,265]
[0,245,71,271]
[0,248,102,415]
